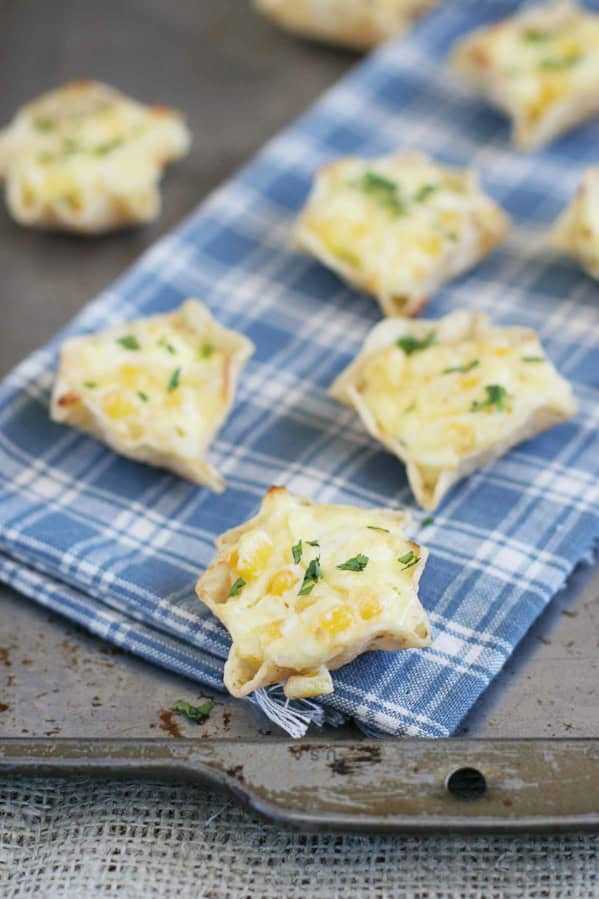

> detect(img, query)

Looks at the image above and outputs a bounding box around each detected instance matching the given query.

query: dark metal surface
[0,0,598,831]
[2,738,598,832]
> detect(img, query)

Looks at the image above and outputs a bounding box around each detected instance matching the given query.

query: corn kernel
[267,568,297,596]
[493,346,511,358]
[296,594,318,613]
[119,363,143,389]
[263,621,282,641]
[102,393,135,420]
[235,532,273,580]
[444,422,476,453]
[359,597,382,620]
[528,80,566,122]
[420,234,443,256]
[322,606,354,636]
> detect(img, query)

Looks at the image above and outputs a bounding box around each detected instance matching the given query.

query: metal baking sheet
[1,0,598,831]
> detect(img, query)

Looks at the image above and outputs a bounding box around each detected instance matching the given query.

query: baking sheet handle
[1,738,598,832]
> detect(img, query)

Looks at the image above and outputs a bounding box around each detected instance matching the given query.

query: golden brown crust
[0,81,190,233]
[50,299,254,492]
[254,0,439,49]
[196,487,430,698]
[294,152,510,318]
[450,1,599,150]
[330,310,578,510]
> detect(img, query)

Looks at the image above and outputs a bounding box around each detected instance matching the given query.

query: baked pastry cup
[551,166,599,279]
[0,80,190,233]
[254,0,439,50]
[450,1,599,150]
[330,310,577,510]
[294,152,509,317]
[196,486,431,699]
[50,300,254,492]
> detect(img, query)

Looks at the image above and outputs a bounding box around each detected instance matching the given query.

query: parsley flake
[367,525,390,534]
[84,381,97,389]
[443,359,479,375]
[34,116,55,132]
[539,53,581,70]
[398,550,420,570]
[94,138,124,156]
[137,390,149,402]
[397,331,436,355]
[298,557,322,596]
[199,343,215,359]
[521,355,545,363]
[415,183,438,202]
[292,540,303,564]
[158,337,177,355]
[470,384,508,413]
[421,516,435,528]
[306,540,320,547]
[522,28,553,42]
[174,699,214,723]
[357,171,406,216]
[167,367,181,392]
[337,553,369,572]
[229,577,246,597]
[63,137,82,155]
[117,335,140,351]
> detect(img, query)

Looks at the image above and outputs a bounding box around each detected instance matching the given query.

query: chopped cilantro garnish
[84,381,97,389]
[229,577,246,597]
[443,359,480,374]
[522,28,552,42]
[471,384,508,412]
[292,539,302,564]
[337,553,369,572]
[167,367,181,392]
[521,355,545,363]
[415,183,438,202]
[357,171,406,215]
[158,336,177,355]
[298,557,322,596]
[94,138,124,156]
[174,699,214,722]
[367,525,390,534]
[199,343,215,359]
[398,550,420,570]
[397,331,436,355]
[34,116,55,132]
[421,516,435,528]
[137,390,149,402]
[539,53,581,70]
[306,540,320,547]
[117,335,140,351]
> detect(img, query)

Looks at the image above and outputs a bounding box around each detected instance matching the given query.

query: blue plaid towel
[1,2,598,738]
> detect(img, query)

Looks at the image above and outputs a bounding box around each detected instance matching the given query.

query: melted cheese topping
[453,2,599,147]
[51,300,253,490]
[358,328,572,469]
[331,311,577,509]
[296,153,508,315]
[197,488,430,698]
[0,81,190,231]
[553,167,599,279]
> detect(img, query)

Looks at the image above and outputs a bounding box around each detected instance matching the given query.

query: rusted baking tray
[2,561,598,832]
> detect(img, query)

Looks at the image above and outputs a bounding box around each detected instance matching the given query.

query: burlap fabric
[1,778,597,898]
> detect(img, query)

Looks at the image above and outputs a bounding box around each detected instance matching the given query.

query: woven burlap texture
[1,778,598,899]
